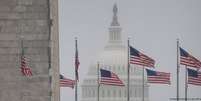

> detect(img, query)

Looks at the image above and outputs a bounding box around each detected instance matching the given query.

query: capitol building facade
[81,4,149,101]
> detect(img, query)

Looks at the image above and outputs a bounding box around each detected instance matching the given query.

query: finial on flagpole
[177,38,180,46]
[176,33,181,42]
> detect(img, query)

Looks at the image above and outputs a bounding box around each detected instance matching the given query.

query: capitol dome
[97,45,127,67]
[82,4,149,101]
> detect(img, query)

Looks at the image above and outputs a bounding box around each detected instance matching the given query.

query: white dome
[81,4,149,101]
[97,45,127,67]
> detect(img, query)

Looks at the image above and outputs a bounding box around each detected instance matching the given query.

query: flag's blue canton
[130,46,140,57]
[180,47,189,57]
[60,74,64,79]
[188,68,198,77]
[100,69,124,86]
[146,69,157,76]
[146,69,171,84]
[100,69,111,77]
[180,47,201,69]
[129,46,155,67]
[60,74,75,88]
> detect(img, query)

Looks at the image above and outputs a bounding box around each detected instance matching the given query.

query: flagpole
[127,39,130,101]
[142,66,144,101]
[185,66,188,101]
[20,36,25,76]
[75,37,78,101]
[20,36,24,58]
[75,75,78,101]
[97,62,100,101]
[176,39,180,101]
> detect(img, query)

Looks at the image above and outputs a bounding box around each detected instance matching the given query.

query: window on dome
[136,88,139,97]
[114,32,117,40]
[113,65,116,72]
[139,87,142,97]
[86,88,89,97]
[118,66,121,73]
[88,89,91,97]
[133,67,136,74]
[113,32,115,40]
[124,89,127,97]
[122,65,125,74]
[82,88,85,98]
[102,89,105,97]
[130,66,133,73]
[118,89,121,97]
[145,87,148,97]
[119,65,122,74]
[107,89,110,97]
[91,89,94,97]
[135,88,137,97]
[108,66,111,71]
[111,32,114,40]
[113,89,116,97]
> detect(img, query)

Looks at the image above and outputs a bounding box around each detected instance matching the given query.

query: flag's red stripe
[130,51,155,68]
[188,72,201,86]
[131,56,155,64]
[100,73,124,86]
[130,60,154,65]
[148,81,170,84]
[100,82,124,86]
[60,78,75,88]
[21,56,32,76]
[130,60,154,67]
[180,56,201,69]
[148,77,170,80]
[147,71,170,84]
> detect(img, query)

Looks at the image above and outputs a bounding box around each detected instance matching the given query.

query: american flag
[146,69,170,84]
[75,39,80,81]
[60,74,75,88]
[130,46,155,67]
[21,56,32,76]
[187,68,201,86]
[180,47,201,69]
[100,69,124,86]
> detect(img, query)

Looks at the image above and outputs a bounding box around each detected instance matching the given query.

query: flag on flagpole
[187,68,201,86]
[21,56,32,76]
[130,46,155,67]
[20,39,32,77]
[146,69,170,84]
[60,74,75,88]
[75,39,80,81]
[180,47,201,69]
[100,69,124,86]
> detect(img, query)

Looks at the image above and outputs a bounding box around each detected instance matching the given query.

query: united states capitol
[81,4,148,101]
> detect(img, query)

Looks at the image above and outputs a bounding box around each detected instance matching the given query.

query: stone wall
[0,0,59,101]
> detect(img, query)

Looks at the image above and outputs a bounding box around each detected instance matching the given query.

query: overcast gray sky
[59,0,201,101]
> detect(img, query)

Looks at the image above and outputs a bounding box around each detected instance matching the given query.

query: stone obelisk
[0,0,60,101]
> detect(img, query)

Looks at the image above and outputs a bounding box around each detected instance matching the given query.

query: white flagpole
[176,39,180,101]
[75,37,78,101]
[185,65,188,101]
[142,66,145,101]
[127,39,130,101]
[97,62,100,101]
